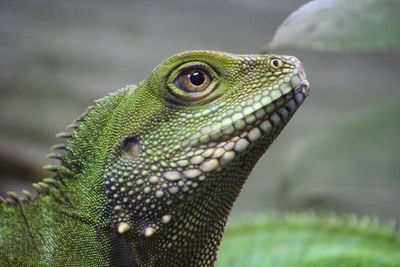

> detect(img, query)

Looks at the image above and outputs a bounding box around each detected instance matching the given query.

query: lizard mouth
[161,77,309,181]
[187,78,309,150]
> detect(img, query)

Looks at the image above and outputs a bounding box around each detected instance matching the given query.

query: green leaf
[267,0,400,53]
[217,212,400,267]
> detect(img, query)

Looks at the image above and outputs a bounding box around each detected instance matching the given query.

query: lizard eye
[166,62,219,104]
[174,69,211,93]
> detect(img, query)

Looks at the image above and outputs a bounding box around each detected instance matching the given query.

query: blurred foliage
[268,0,400,52]
[283,95,400,223]
[218,212,400,267]
[254,0,400,224]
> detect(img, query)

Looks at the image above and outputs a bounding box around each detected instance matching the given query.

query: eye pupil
[272,60,280,67]
[189,71,205,86]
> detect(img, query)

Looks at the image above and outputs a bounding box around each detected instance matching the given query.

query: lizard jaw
[161,76,309,181]
[190,78,309,148]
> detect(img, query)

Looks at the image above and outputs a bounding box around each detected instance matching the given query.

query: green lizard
[0,50,309,266]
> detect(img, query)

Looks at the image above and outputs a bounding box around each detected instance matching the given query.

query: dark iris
[189,71,205,86]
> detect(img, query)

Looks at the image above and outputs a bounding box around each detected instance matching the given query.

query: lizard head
[103,50,309,264]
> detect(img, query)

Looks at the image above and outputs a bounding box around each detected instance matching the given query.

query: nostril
[299,65,307,80]
[301,80,310,95]
[272,59,282,68]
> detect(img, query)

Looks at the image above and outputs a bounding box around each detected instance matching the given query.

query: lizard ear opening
[122,137,140,159]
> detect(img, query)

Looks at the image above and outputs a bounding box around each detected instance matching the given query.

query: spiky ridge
[0,87,134,205]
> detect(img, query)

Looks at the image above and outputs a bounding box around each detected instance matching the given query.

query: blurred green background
[0,0,399,226]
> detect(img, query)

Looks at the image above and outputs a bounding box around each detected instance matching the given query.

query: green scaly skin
[0,50,309,266]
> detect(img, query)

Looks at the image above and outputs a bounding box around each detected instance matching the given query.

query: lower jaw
[212,84,308,165]
[170,83,309,179]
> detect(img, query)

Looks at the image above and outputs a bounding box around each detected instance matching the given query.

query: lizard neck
[107,128,283,266]
[120,167,249,266]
